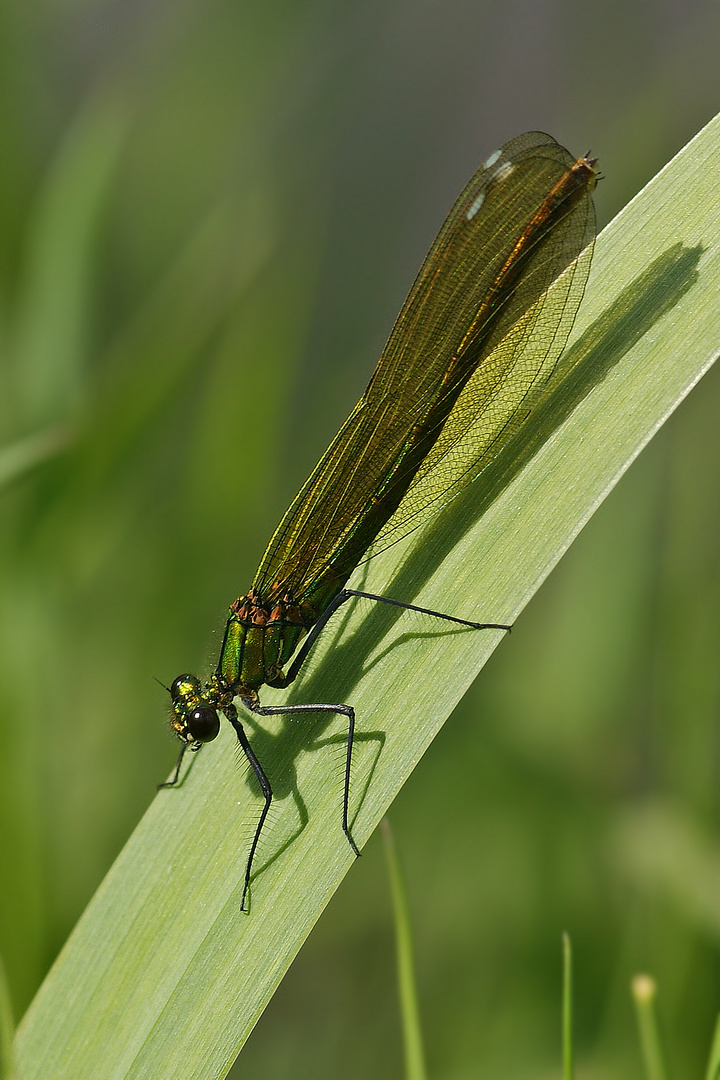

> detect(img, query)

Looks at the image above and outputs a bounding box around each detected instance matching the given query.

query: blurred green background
[1,1,720,1076]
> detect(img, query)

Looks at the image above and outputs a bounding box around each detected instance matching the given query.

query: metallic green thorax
[170,591,322,741]
[218,591,316,693]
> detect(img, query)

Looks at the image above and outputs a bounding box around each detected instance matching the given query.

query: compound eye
[187,706,220,743]
[170,673,201,702]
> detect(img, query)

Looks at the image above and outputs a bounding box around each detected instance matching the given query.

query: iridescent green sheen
[217,595,310,694]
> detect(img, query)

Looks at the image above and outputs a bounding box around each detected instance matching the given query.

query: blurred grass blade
[704,1015,720,1080]
[562,933,573,1080]
[381,819,427,1080]
[0,955,16,1080]
[13,112,720,1080]
[77,192,276,487]
[0,427,70,488]
[614,801,720,940]
[631,975,669,1080]
[11,89,130,432]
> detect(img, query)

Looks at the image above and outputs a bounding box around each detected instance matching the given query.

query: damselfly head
[169,672,221,744]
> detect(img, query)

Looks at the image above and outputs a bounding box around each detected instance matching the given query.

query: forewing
[367,194,595,555]
[251,133,596,603]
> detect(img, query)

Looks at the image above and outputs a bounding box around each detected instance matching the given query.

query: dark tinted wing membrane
[252,132,597,603]
[368,165,595,553]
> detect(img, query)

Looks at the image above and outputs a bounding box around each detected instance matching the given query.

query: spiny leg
[248,588,508,880]
[281,587,510,689]
[158,741,191,789]
[226,704,273,912]
[343,589,512,632]
[230,590,506,906]
[248,698,360,862]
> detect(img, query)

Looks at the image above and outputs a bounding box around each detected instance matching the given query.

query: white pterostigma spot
[491,162,515,184]
[466,191,485,220]
[482,148,502,169]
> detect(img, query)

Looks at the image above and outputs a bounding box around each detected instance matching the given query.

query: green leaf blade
[15,112,720,1079]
